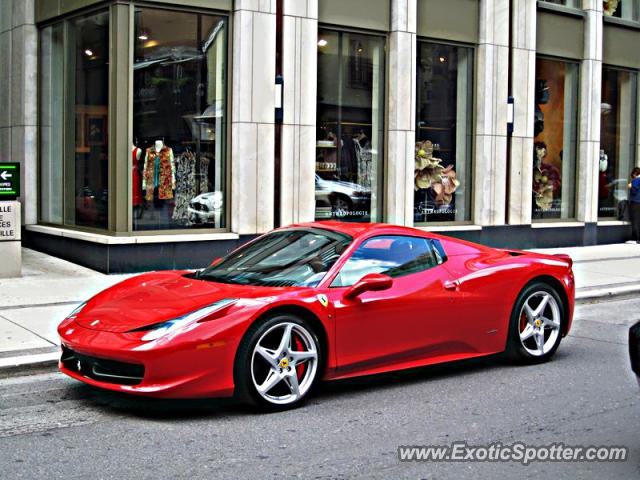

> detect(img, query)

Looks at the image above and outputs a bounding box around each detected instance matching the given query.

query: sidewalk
[1,244,639,375]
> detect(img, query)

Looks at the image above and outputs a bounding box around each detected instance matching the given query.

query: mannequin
[532,142,561,211]
[142,139,176,202]
[132,145,143,209]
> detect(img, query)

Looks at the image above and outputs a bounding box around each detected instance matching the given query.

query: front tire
[234,314,322,411]
[506,282,564,364]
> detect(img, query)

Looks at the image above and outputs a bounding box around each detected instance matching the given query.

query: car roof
[284,221,430,239]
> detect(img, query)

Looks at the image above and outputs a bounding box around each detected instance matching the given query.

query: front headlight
[137,298,238,342]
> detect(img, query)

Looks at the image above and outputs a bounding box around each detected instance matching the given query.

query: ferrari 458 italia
[58,222,575,410]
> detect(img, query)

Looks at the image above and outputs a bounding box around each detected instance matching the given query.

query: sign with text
[0,202,19,241]
[0,163,20,200]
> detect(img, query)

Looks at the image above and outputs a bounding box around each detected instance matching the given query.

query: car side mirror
[343,273,393,300]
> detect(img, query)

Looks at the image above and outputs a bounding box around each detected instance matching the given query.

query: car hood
[74,270,302,333]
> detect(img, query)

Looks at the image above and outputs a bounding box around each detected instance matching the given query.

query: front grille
[61,346,144,386]
[630,321,640,376]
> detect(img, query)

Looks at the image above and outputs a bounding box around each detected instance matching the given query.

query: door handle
[444,279,460,291]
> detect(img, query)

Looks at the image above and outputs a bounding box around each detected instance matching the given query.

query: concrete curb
[576,285,640,301]
[0,352,59,378]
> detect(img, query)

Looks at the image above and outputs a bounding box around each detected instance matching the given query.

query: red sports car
[58,222,575,410]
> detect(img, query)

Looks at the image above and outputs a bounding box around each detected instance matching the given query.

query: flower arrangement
[414,140,459,207]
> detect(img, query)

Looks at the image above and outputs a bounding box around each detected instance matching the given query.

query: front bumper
[58,322,238,398]
[630,320,640,386]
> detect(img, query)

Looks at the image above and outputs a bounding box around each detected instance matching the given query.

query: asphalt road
[1,296,639,479]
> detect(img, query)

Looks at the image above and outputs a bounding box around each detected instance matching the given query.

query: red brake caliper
[519,313,527,336]
[293,335,306,379]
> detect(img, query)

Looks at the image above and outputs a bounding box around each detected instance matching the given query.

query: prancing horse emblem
[317,294,329,308]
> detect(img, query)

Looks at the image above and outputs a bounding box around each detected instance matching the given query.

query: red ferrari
[58,222,575,410]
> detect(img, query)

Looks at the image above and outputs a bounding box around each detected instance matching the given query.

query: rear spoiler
[554,253,573,268]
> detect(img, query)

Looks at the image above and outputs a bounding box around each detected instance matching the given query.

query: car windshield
[193,228,352,287]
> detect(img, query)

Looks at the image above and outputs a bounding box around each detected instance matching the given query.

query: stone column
[231,0,276,234]
[507,0,536,225]
[0,0,37,226]
[576,0,602,223]
[279,0,317,225]
[474,0,509,226]
[385,0,416,226]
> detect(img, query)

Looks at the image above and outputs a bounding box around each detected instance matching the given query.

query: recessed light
[439,56,446,63]
[84,49,93,56]
[138,33,148,41]
[317,39,327,47]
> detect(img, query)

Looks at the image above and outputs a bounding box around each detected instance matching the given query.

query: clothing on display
[132,146,143,207]
[172,150,197,224]
[142,143,176,201]
[532,142,561,212]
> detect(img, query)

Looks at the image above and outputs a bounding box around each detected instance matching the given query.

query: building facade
[0,0,639,273]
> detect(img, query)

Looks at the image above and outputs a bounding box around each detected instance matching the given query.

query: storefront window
[539,0,581,8]
[599,68,638,218]
[604,0,640,21]
[532,57,579,220]
[414,42,473,224]
[133,9,227,231]
[39,11,110,229]
[315,30,385,222]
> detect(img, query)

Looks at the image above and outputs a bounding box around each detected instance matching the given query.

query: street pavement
[0,294,638,479]
[1,244,640,372]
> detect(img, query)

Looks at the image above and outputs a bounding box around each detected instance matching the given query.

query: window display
[133,8,227,231]
[532,58,579,220]
[599,68,638,218]
[604,0,640,21]
[415,42,473,224]
[315,30,385,222]
[39,11,110,229]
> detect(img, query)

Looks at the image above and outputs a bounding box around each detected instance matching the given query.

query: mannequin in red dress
[132,145,143,217]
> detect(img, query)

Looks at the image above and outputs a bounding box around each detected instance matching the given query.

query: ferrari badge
[317,294,329,308]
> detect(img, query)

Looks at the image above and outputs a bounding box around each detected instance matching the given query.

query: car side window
[331,235,440,287]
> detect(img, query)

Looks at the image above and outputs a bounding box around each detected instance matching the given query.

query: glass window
[604,0,640,21]
[532,57,579,220]
[315,30,385,222]
[39,11,110,229]
[415,41,473,224]
[539,0,581,8]
[133,9,227,231]
[331,235,438,287]
[195,228,352,287]
[599,68,638,218]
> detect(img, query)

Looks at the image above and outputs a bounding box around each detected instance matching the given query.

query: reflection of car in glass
[58,221,575,412]
[630,321,640,388]
[315,174,370,217]
[188,191,223,225]
[607,179,629,203]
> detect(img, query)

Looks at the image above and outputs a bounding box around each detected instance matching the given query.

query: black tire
[234,313,323,411]
[505,281,565,364]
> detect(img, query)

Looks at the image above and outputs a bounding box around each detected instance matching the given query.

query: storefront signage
[0,202,18,241]
[0,163,20,200]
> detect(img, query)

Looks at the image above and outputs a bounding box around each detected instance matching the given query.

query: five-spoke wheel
[235,315,322,410]
[507,282,565,363]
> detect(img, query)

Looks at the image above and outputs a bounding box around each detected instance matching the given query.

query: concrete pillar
[507,0,536,225]
[231,0,276,234]
[0,0,37,226]
[474,0,509,226]
[385,0,416,226]
[280,0,317,225]
[576,0,602,223]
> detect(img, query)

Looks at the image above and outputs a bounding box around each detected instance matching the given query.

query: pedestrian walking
[628,167,640,244]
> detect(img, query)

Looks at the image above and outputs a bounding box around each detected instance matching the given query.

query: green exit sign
[0,163,20,200]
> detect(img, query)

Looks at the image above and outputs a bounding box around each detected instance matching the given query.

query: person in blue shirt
[629,167,640,243]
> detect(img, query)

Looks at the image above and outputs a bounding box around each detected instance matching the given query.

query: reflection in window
[533,58,579,220]
[332,236,437,287]
[415,42,473,224]
[599,68,638,218]
[539,0,581,8]
[133,9,227,231]
[39,12,110,230]
[315,30,385,222]
[604,0,640,21]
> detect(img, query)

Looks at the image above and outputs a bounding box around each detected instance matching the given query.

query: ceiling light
[317,39,327,47]
[138,33,149,41]
[84,49,93,56]
[439,56,446,63]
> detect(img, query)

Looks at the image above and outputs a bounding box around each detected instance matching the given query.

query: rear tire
[506,281,565,364]
[234,314,322,411]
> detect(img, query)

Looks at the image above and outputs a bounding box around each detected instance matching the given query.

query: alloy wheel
[250,322,319,405]
[518,291,561,356]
